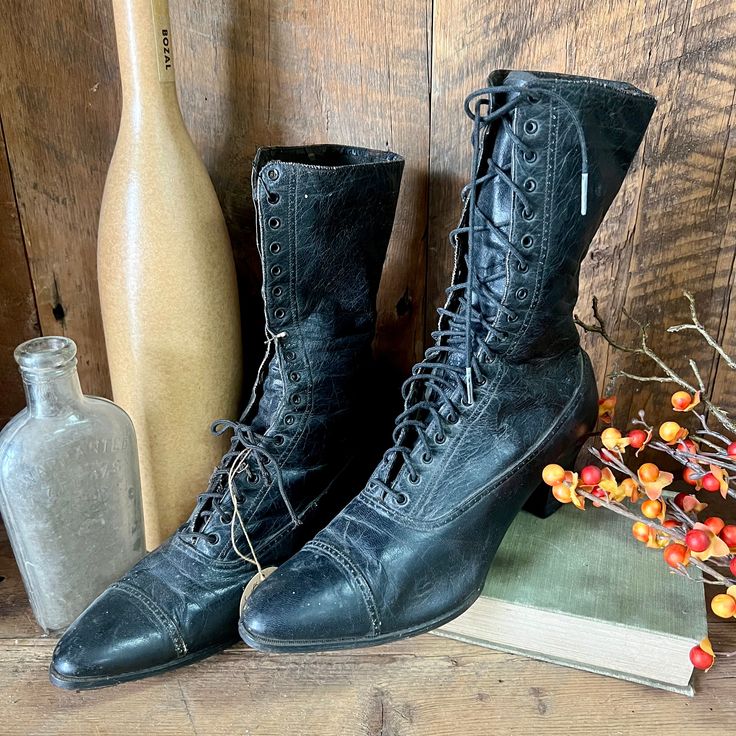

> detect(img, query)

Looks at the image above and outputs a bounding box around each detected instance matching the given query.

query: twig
[667,291,736,369]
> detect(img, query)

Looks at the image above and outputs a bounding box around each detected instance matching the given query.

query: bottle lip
[14,336,78,375]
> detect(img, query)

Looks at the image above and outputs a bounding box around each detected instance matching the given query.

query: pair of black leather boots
[50,70,656,689]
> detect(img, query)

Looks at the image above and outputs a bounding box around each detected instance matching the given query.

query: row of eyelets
[264,166,306,420]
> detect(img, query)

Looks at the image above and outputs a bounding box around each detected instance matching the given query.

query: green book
[434,504,707,695]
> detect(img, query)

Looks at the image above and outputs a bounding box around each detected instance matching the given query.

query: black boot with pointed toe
[239,71,655,652]
[50,145,404,688]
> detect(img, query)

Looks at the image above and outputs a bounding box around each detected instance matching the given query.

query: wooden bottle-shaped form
[98,0,242,549]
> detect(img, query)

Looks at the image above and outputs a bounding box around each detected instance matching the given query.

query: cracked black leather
[50,144,404,687]
[239,71,656,651]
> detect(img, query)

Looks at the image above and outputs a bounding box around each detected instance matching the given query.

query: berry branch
[541,291,736,673]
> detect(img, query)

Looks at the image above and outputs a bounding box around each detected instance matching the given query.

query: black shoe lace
[369,84,589,504]
[184,331,299,568]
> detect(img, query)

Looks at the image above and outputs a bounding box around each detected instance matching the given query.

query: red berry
[682,467,699,486]
[730,557,736,577]
[689,645,714,671]
[627,429,648,449]
[685,529,711,552]
[720,525,736,547]
[701,473,721,492]
[704,517,725,535]
[678,438,697,454]
[663,519,681,530]
[663,543,689,568]
[728,442,736,457]
[673,492,689,509]
[580,465,602,486]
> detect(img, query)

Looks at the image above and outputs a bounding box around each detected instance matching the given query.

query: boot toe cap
[239,543,376,650]
[50,583,183,689]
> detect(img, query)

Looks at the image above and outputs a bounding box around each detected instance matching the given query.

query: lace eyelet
[285,350,296,361]
[523,150,538,164]
[274,307,286,319]
[394,492,409,507]
[448,414,459,425]
[434,433,446,444]
[267,192,281,205]
[268,217,281,230]
[407,473,420,485]
[521,234,534,248]
[273,435,285,445]
[270,242,281,254]
[284,415,295,426]
[527,93,541,104]
[291,394,302,405]
[207,533,220,545]
[507,313,518,323]
[272,286,283,297]
[524,179,537,192]
[220,514,232,525]
[267,168,280,181]
[522,208,534,221]
[516,261,529,273]
[516,288,528,300]
[422,452,433,464]
[289,371,300,382]
[461,397,472,407]
[270,265,282,276]
[524,120,539,135]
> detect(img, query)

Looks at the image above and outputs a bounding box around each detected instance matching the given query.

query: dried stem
[575,293,736,434]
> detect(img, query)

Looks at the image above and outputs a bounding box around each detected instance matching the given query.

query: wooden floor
[1,529,735,735]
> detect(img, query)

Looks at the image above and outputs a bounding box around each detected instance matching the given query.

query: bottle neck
[22,367,85,419]
[112,0,182,124]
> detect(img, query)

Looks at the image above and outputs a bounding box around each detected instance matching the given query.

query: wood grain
[0,525,734,735]
[0,120,39,425]
[428,0,736,430]
[0,0,430,411]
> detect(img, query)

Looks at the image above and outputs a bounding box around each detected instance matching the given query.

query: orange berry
[704,517,725,535]
[620,477,638,497]
[663,519,681,530]
[551,483,572,504]
[711,594,736,619]
[632,522,651,543]
[641,499,663,519]
[601,427,622,448]
[638,463,660,483]
[542,464,566,487]
[659,421,681,443]
[671,391,692,410]
[663,543,690,568]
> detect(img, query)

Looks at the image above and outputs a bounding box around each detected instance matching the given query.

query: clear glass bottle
[0,336,145,632]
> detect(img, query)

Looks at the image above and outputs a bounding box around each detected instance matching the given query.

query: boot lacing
[369,84,589,506]
[185,330,299,578]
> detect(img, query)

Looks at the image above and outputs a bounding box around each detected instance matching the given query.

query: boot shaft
[456,71,655,363]
[248,145,404,433]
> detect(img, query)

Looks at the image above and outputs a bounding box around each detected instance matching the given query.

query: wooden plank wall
[1,0,735,432]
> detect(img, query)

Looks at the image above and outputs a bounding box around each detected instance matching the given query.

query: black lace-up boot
[239,71,656,651]
[49,145,403,688]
